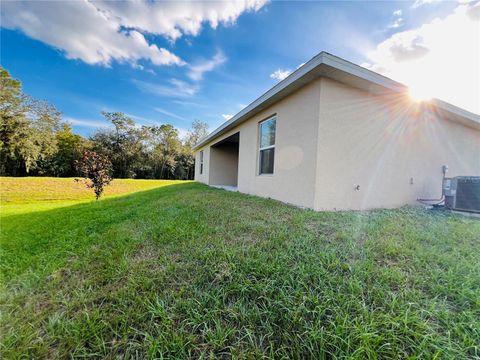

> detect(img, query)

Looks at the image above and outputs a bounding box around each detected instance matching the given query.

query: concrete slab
[211,185,238,192]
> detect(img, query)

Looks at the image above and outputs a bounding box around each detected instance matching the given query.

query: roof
[194,52,480,150]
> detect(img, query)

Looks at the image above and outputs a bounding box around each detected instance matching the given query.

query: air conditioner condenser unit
[443,176,480,213]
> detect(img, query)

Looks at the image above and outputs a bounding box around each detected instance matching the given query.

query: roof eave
[193,52,480,150]
[193,52,329,150]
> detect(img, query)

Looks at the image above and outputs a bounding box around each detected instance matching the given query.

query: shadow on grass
[0,182,215,284]
[2,180,475,287]
[2,181,480,358]
[0,180,193,214]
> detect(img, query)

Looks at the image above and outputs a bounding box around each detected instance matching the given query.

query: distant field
[1,177,479,358]
[0,177,187,216]
[1,176,185,203]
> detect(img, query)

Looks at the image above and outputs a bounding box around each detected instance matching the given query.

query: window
[259,116,276,174]
[199,150,204,174]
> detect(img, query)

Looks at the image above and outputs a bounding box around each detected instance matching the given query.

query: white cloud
[154,107,186,121]
[187,51,227,81]
[270,62,307,81]
[125,113,153,123]
[132,49,227,99]
[1,0,266,67]
[389,17,404,29]
[96,0,268,41]
[1,1,183,67]
[134,50,227,99]
[389,8,404,28]
[64,116,111,129]
[222,114,233,120]
[411,0,442,8]
[133,78,199,98]
[365,1,480,114]
[270,69,292,81]
[172,99,206,107]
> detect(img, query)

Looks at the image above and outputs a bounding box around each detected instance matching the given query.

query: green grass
[0,177,186,216]
[1,176,186,202]
[1,177,479,359]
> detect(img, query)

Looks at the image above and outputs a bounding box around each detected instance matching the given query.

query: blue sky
[1,0,478,137]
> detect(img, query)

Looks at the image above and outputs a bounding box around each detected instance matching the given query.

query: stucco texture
[196,77,480,211]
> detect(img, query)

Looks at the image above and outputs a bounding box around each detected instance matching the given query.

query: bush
[75,150,112,200]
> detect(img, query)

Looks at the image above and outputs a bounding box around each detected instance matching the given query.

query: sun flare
[408,86,433,103]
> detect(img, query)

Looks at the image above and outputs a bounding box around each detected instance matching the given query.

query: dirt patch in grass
[132,241,159,263]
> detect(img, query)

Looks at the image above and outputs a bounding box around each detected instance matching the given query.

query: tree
[185,119,209,148]
[21,98,61,174]
[91,112,146,178]
[1,66,210,180]
[0,67,62,175]
[183,120,208,179]
[50,123,88,176]
[145,124,181,179]
[0,67,28,175]
[75,150,112,200]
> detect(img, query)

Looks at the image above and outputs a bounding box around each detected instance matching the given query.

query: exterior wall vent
[443,176,480,213]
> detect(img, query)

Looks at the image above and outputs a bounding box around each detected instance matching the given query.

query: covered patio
[208,132,240,188]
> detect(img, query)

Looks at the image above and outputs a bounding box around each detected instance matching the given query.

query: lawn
[0,177,186,215]
[1,177,479,359]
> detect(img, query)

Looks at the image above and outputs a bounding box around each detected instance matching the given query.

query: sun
[408,86,433,103]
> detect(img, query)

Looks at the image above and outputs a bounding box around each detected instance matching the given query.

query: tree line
[0,67,208,180]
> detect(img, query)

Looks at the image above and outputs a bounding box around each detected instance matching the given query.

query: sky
[1,0,479,137]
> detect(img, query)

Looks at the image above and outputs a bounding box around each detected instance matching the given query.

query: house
[193,52,480,211]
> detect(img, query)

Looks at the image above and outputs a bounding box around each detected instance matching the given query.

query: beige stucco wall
[196,79,322,208]
[196,76,480,211]
[209,144,239,186]
[314,77,480,210]
[195,146,210,184]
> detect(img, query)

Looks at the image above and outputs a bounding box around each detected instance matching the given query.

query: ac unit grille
[455,178,480,212]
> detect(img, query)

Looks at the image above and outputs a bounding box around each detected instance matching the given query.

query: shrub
[75,150,112,200]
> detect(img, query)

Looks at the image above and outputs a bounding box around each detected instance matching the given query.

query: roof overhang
[194,52,480,150]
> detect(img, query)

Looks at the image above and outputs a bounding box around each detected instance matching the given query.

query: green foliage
[1,181,479,358]
[91,112,146,179]
[19,97,62,173]
[0,67,209,180]
[0,67,28,175]
[51,123,88,177]
[75,150,113,200]
[185,119,209,148]
[145,123,182,179]
[0,67,62,175]
[0,67,23,121]
[181,119,209,179]
[90,113,208,180]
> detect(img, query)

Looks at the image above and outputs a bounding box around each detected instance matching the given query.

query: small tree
[75,150,112,200]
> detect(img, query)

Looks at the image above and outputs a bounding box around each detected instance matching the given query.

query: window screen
[259,117,276,174]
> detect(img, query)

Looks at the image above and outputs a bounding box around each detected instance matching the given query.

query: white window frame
[199,150,204,174]
[258,116,276,175]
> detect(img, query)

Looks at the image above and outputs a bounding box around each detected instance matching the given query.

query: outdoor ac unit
[443,176,480,213]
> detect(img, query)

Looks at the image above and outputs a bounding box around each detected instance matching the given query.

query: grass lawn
[0,177,186,215]
[1,177,479,359]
